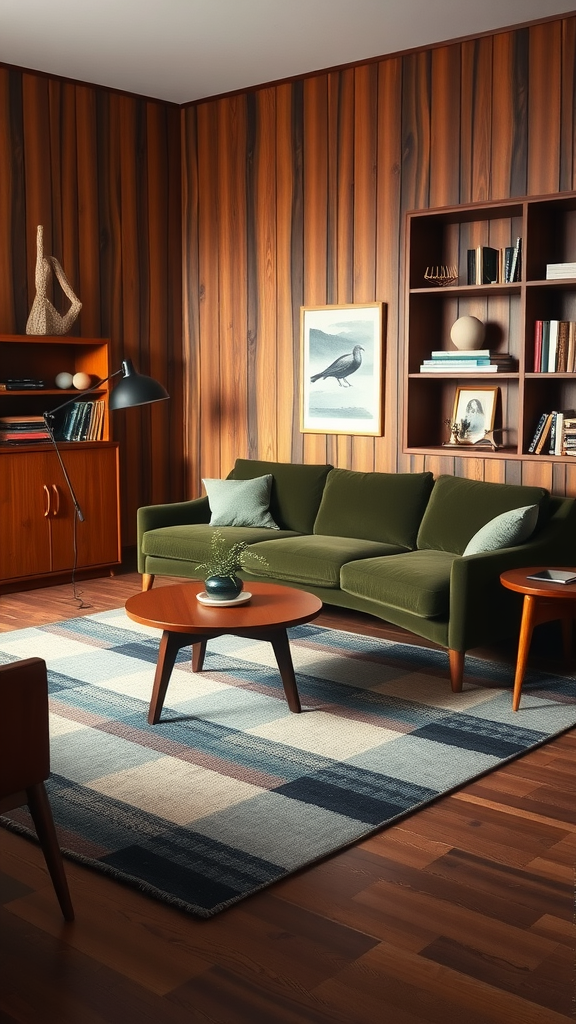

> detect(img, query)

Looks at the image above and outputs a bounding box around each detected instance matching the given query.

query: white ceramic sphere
[55,371,74,389]
[72,371,92,390]
[450,315,486,351]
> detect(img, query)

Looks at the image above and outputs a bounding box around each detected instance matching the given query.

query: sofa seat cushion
[341,549,459,618]
[313,467,434,548]
[416,475,549,555]
[246,535,406,588]
[141,524,299,567]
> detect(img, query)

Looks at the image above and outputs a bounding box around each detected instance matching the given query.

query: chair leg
[448,649,464,692]
[142,573,155,592]
[26,782,74,921]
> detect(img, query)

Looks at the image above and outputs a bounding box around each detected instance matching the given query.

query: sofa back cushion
[417,475,550,555]
[229,459,332,534]
[313,467,434,549]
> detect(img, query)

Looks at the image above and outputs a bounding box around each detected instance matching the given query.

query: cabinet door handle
[43,484,51,517]
[51,484,60,516]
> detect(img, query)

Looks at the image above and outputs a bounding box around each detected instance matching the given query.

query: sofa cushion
[141,524,299,567]
[203,475,279,529]
[416,476,549,555]
[230,459,332,534]
[341,549,459,618]
[463,504,539,556]
[246,534,406,588]
[312,467,434,548]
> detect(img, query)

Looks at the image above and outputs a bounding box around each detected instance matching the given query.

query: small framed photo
[301,303,384,435]
[452,386,498,443]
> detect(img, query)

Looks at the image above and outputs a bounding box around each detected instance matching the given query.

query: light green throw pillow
[463,504,539,556]
[203,475,280,529]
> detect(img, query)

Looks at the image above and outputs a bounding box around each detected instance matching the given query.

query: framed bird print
[300,302,384,435]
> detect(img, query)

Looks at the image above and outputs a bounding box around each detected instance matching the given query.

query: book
[528,411,548,453]
[535,412,554,454]
[567,322,576,373]
[526,569,576,584]
[421,358,491,366]
[533,320,543,372]
[545,262,576,279]
[547,320,559,372]
[430,349,491,358]
[467,249,476,285]
[540,320,550,372]
[503,245,515,282]
[509,237,522,282]
[479,246,498,284]
[419,364,500,372]
[556,321,569,372]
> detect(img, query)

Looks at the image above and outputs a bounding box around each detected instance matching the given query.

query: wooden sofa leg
[142,573,154,592]
[448,649,464,692]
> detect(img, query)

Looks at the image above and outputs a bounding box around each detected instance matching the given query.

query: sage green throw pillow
[463,504,539,556]
[203,475,280,529]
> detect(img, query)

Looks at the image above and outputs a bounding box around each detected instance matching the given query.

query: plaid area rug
[1,609,575,917]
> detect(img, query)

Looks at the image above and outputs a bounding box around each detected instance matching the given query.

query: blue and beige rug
[1,609,575,917]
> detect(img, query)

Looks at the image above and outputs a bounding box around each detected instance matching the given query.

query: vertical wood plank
[401,51,431,216]
[492,30,528,200]
[302,75,329,466]
[182,104,201,497]
[275,83,300,465]
[217,95,248,475]
[75,85,100,336]
[527,22,562,196]
[376,57,402,474]
[459,38,492,204]
[196,101,221,481]
[0,69,15,330]
[430,45,461,209]
[560,17,576,192]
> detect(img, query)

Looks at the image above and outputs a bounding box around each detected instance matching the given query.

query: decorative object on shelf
[472,428,503,451]
[443,418,470,445]
[72,372,92,390]
[55,371,74,389]
[452,386,498,444]
[194,530,268,601]
[42,358,169,522]
[26,226,82,336]
[301,303,385,436]
[450,315,486,351]
[423,265,458,286]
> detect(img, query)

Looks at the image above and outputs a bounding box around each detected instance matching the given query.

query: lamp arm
[42,414,85,522]
[44,366,124,421]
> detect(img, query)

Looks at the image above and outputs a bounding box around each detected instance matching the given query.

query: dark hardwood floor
[0,570,574,1023]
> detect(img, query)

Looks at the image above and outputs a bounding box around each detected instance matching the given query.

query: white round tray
[196,590,252,607]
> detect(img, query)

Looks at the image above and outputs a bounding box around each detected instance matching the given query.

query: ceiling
[0,0,574,105]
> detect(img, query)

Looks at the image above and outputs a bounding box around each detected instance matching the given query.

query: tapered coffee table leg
[269,629,302,713]
[512,595,537,712]
[148,631,182,724]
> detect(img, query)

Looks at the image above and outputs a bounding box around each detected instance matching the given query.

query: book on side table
[525,569,576,584]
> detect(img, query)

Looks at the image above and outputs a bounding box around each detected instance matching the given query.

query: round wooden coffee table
[500,567,576,711]
[125,581,323,724]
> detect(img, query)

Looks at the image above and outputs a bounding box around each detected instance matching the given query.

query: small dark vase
[204,574,243,601]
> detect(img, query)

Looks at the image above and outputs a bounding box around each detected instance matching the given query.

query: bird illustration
[310,345,364,387]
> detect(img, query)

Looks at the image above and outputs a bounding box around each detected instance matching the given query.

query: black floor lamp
[43,358,169,523]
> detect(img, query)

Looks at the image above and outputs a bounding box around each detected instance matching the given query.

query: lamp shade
[109,359,169,410]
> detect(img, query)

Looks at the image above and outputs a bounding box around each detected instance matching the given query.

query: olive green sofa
[137,458,576,693]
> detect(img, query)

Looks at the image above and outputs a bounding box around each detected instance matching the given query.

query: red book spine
[533,319,543,372]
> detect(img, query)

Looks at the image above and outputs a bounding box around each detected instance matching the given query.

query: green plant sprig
[195,530,269,582]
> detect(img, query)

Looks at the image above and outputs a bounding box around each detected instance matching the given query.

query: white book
[546,263,576,279]
[554,412,564,456]
[419,364,499,372]
[547,320,559,372]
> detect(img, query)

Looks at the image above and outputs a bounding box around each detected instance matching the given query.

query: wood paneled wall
[0,68,183,543]
[182,14,576,498]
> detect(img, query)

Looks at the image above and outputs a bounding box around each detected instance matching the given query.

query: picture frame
[300,302,384,435]
[452,386,498,444]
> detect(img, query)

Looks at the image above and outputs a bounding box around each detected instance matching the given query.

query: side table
[500,568,576,710]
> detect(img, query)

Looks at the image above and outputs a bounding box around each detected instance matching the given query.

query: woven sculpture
[26,225,82,336]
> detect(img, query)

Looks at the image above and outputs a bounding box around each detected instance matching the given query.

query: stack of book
[528,410,576,455]
[56,399,105,442]
[545,262,576,280]
[467,238,521,285]
[0,378,46,391]
[0,415,50,443]
[419,350,515,373]
[533,320,576,372]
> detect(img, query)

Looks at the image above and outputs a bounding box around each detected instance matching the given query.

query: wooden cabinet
[403,192,576,459]
[0,335,121,588]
